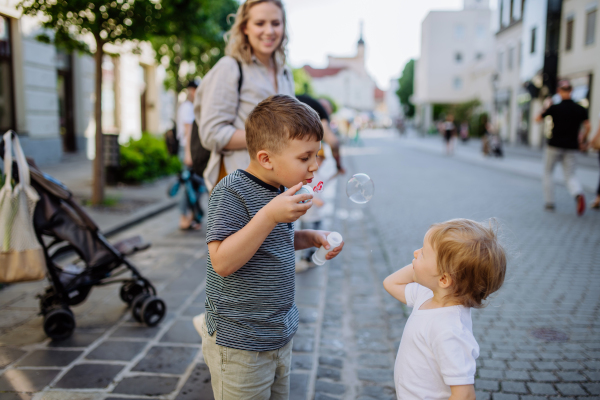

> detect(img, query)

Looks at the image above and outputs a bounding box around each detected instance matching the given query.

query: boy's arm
[209,183,312,277]
[294,230,344,260]
[449,385,476,400]
[383,264,414,304]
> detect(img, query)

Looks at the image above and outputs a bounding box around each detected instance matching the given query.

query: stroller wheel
[44,307,75,341]
[131,293,151,323]
[120,281,146,305]
[140,296,167,327]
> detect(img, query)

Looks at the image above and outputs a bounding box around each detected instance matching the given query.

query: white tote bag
[0,131,45,283]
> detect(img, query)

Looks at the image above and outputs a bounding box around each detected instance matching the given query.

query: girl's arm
[449,385,476,400]
[383,264,414,304]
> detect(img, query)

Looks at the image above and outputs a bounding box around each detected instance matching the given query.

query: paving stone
[290,373,309,400]
[47,331,103,348]
[112,376,179,396]
[132,345,197,374]
[319,356,343,369]
[53,364,124,389]
[298,308,318,323]
[476,379,500,391]
[0,347,26,368]
[175,363,214,400]
[160,319,201,344]
[292,354,314,370]
[314,393,338,400]
[555,370,587,382]
[507,361,533,370]
[16,349,82,367]
[357,353,392,368]
[483,360,507,369]
[357,368,393,383]
[475,391,491,400]
[556,361,582,370]
[359,385,396,400]
[491,394,519,400]
[0,369,59,392]
[533,361,559,370]
[86,340,147,361]
[503,370,530,381]
[527,382,557,395]
[296,289,321,307]
[182,304,205,317]
[583,383,600,395]
[111,324,162,339]
[555,383,587,396]
[317,366,341,381]
[0,394,33,400]
[530,371,559,382]
[292,336,314,352]
[314,380,346,395]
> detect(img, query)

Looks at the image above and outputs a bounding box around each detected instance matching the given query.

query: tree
[293,67,314,96]
[396,59,415,117]
[149,0,238,93]
[18,0,163,205]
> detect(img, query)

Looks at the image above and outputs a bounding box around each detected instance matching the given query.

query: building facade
[413,0,495,132]
[558,0,599,135]
[0,2,174,166]
[303,26,380,113]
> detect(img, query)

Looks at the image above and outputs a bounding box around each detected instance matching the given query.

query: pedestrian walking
[586,113,600,209]
[193,0,295,192]
[193,95,344,399]
[460,121,469,142]
[383,219,506,400]
[176,81,202,230]
[443,114,456,155]
[535,79,590,215]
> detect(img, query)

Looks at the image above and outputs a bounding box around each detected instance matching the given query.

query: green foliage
[396,59,415,117]
[470,112,489,138]
[118,133,181,183]
[293,68,314,96]
[18,0,163,49]
[150,0,239,92]
[317,95,338,114]
[433,99,481,124]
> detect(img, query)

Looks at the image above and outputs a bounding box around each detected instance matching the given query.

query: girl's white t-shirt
[394,283,479,400]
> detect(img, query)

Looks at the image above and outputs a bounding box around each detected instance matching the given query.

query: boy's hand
[263,182,312,224]
[312,230,344,260]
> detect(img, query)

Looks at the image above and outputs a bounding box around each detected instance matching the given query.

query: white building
[303,26,379,112]
[559,0,599,136]
[413,0,495,132]
[0,2,174,166]
[493,0,525,144]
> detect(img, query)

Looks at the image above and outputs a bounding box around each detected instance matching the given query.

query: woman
[589,114,600,209]
[194,0,295,191]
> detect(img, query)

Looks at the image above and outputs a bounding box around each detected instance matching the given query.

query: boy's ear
[256,150,274,170]
[438,273,453,289]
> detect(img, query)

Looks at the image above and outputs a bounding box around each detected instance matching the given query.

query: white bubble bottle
[312,232,343,266]
[295,185,314,204]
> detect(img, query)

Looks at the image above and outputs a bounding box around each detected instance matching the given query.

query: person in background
[194,0,295,192]
[535,79,590,215]
[585,113,600,209]
[460,121,469,142]
[177,81,200,230]
[444,114,456,155]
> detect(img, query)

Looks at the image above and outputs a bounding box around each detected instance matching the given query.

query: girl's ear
[256,150,273,170]
[439,273,453,289]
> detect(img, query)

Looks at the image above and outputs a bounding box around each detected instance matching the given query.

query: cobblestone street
[1,129,599,399]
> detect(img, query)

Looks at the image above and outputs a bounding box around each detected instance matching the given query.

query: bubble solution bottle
[312,232,343,266]
[295,185,314,204]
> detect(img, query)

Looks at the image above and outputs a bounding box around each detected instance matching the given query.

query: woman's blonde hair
[224,0,288,66]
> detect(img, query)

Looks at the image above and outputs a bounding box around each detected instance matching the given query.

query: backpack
[164,120,179,156]
[190,60,243,178]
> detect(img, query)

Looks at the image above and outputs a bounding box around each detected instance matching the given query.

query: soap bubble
[346,173,374,204]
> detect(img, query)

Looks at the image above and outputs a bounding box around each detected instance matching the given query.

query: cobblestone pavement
[1,129,599,399]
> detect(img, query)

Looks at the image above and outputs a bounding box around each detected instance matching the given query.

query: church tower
[357,21,365,60]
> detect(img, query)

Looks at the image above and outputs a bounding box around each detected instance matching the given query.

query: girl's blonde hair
[224,0,288,66]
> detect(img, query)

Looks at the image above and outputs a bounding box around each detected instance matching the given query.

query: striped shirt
[205,169,299,351]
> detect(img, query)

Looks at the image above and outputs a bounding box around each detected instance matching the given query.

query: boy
[194,94,344,399]
[383,219,506,400]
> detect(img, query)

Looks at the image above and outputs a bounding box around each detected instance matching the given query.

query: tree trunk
[91,37,104,205]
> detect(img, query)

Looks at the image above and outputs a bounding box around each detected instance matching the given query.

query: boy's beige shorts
[193,313,293,400]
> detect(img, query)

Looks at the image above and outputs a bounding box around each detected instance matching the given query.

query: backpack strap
[237,61,243,93]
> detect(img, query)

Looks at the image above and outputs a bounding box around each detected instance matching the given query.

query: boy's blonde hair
[428,219,506,308]
[246,95,324,158]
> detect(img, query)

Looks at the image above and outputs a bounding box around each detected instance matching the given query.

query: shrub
[117,133,181,183]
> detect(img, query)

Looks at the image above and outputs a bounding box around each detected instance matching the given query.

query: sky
[283,0,479,90]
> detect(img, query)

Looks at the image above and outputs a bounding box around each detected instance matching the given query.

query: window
[476,52,484,60]
[510,0,515,23]
[455,52,463,63]
[508,47,514,70]
[530,27,537,53]
[0,16,15,131]
[453,77,463,90]
[455,25,465,39]
[497,51,504,72]
[518,40,523,65]
[476,24,486,38]
[566,17,574,50]
[585,9,597,45]
[500,0,504,28]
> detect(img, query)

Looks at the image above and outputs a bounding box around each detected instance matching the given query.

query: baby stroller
[0,132,166,341]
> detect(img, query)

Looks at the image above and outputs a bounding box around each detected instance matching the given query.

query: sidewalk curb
[103,198,178,238]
